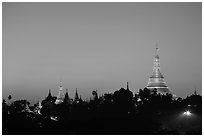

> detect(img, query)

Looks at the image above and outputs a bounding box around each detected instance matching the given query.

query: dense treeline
[2,87,202,135]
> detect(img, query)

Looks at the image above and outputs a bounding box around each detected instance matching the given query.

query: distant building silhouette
[147,44,170,94]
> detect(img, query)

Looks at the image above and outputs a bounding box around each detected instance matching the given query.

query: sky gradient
[3,2,202,104]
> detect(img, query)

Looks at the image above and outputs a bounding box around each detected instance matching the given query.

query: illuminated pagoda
[147,44,170,94]
[55,81,65,104]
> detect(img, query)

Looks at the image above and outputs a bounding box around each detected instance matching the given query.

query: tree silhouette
[112,88,134,114]
[8,95,12,100]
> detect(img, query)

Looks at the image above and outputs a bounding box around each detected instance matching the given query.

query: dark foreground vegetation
[2,87,202,135]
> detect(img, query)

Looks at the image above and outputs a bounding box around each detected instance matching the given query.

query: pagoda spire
[155,41,159,53]
[75,88,79,102]
[127,82,129,91]
[79,95,83,102]
[153,43,161,74]
[64,88,70,103]
[194,85,197,95]
[147,43,170,94]
[48,89,51,97]
[55,81,65,104]
[45,89,53,101]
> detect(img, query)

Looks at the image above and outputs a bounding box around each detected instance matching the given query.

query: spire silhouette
[75,88,79,102]
[48,89,51,95]
[45,89,53,101]
[64,88,70,103]
[127,82,129,91]
[194,85,197,95]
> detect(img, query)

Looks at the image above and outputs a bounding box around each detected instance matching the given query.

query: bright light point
[183,110,192,116]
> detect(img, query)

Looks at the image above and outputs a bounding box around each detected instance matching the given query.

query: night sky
[3,2,202,104]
